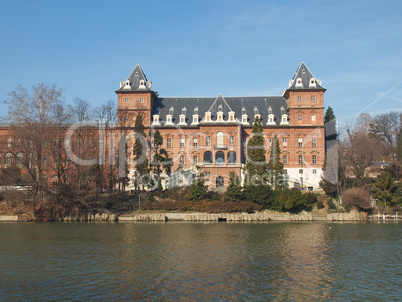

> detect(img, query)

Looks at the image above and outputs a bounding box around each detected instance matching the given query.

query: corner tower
[115,65,156,127]
[283,62,326,127]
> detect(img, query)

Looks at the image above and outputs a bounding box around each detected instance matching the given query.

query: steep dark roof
[115,64,153,92]
[152,95,288,126]
[287,62,326,90]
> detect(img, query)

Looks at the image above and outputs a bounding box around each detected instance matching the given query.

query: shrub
[141,199,179,211]
[342,187,373,210]
[327,198,337,209]
[244,185,275,209]
[316,200,324,209]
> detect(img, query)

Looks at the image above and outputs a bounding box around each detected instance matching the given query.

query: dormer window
[205,111,211,122]
[180,116,185,123]
[242,116,247,123]
[228,111,235,122]
[193,116,198,123]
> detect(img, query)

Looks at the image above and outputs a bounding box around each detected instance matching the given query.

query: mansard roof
[287,61,326,91]
[115,64,153,92]
[152,95,288,126]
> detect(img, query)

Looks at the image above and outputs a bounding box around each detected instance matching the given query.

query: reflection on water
[0,222,400,300]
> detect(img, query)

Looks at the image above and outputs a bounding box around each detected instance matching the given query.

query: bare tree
[369,111,402,154]
[3,84,64,216]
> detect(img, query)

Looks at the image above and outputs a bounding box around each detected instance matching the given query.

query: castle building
[116,62,327,190]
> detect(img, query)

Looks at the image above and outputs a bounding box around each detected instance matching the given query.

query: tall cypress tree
[324,106,336,123]
[244,116,269,185]
[133,114,149,191]
[268,135,284,189]
[150,129,172,191]
[397,130,402,161]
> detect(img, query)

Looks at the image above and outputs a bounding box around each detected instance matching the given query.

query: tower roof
[115,64,153,92]
[287,62,326,91]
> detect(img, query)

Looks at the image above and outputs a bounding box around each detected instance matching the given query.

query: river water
[0,222,400,301]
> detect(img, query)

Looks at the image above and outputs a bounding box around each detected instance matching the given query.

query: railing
[214,144,228,150]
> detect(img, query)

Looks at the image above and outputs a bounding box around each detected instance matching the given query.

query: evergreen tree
[324,106,336,123]
[244,116,269,185]
[188,171,209,201]
[133,114,149,191]
[150,129,172,191]
[227,172,244,202]
[397,129,402,161]
[372,171,396,207]
[268,135,284,189]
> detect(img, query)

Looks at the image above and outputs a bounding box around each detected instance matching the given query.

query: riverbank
[2,209,400,222]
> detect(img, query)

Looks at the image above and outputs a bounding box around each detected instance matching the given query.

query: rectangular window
[243,138,247,147]
[230,136,234,146]
[299,169,303,174]
[298,114,302,121]
[180,117,185,123]
[193,156,198,165]
[312,138,317,147]
[283,137,287,147]
[180,138,185,148]
[205,172,211,178]
[284,169,288,175]
[297,96,302,101]
[311,96,315,101]
[167,138,171,148]
[313,169,317,174]
[206,136,211,146]
[140,98,144,103]
[299,155,303,164]
[7,138,11,148]
[311,115,316,122]
[269,137,272,146]
[298,138,303,147]
[283,155,287,164]
[242,116,247,123]
[313,155,317,164]
[125,98,129,103]
[193,138,198,147]
[193,117,198,123]
[180,156,184,164]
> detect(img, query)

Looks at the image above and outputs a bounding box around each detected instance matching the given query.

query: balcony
[214,144,228,150]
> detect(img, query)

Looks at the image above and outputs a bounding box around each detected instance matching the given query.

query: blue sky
[0,0,401,123]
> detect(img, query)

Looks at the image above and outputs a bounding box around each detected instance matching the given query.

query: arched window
[217,131,224,146]
[5,153,12,167]
[204,151,213,164]
[216,176,224,188]
[227,151,236,164]
[216,151,225,165]
[16,152,23,166]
